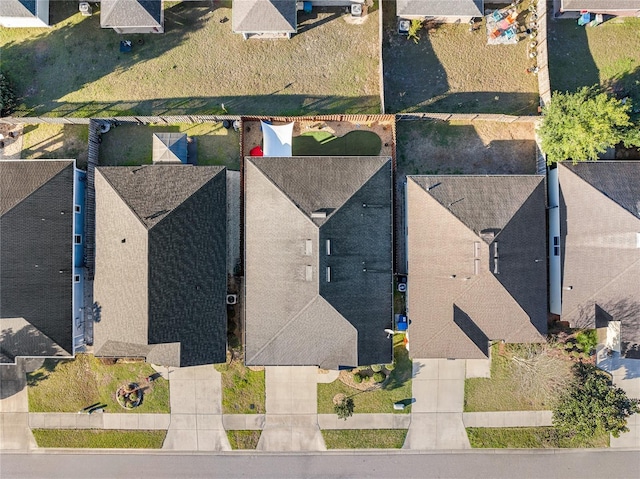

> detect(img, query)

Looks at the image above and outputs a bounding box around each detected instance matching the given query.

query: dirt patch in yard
[396,119,538,177]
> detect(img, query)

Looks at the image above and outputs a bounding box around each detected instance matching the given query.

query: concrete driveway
[162,365,230,452]
[257,366,325,451]
[597,348,640,448]
[0,361,36,451]
[404,359,470,450]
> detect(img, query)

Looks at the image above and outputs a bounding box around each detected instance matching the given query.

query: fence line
[536,0,552,106]
[378,0,386,114]
[396,113,539,123]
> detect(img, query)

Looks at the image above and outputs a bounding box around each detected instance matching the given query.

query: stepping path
[404,359,470,450]
[257,366,325,451]
[162,365,231,452]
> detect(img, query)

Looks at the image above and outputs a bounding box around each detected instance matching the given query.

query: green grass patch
[27,354,170,413]
[464,344,571,412]
[98,123,240,169]
[1,2,380,117]
[466,427,609,448]
[322,429,407,449]
[32,429,166,448]
[318,335,412,414]
[292,130,382,156]
[215,358,265,414]
[548,18,640,104]
[226,430,261,450]
[21,124,89,167]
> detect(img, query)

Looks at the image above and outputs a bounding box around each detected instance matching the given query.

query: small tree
[407,19,423,44]
[539,87,640,164]
[373,371,386,383]
[0,73,17,117]
[334,397,355,420]
[553,363,640,439]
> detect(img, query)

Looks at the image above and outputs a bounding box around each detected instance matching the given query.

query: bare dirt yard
[396,119,538,177]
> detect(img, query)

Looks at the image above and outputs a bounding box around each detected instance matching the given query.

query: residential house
[232,0,297,39]
[396,0,484,23]
[0,0,49,27]
[555,162,640,359]
[558,0,640,17]
[406,175,548,359]
[101,0,164,34]
[93,165,227,367]
[1,160,85,364]
[244,156,394,369]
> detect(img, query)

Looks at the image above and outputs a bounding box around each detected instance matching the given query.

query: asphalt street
[1,450,639,479]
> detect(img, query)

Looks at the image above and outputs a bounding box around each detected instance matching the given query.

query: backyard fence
[378,0,386,113]
[396,113,539,123]
[0,115,243,125]
[536,0,552,106]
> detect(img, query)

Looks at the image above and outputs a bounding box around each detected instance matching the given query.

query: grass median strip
[226,430,261,450]
[466,427,609,448]
[215,356,265,414]
[322,429,407,449]
[32,429,166,448]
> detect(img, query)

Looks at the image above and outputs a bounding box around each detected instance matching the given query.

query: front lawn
[466,427,609,448]
[27,354,170,413]
[1,1,380,117]
[318,334,412,414]
[32,429,166,448]
[98,122,240,169]
[383,1,539,114]
[322,429,407,449]
[226,430,261,450]
[464,344,572,412]
[214,354,265,414]
[548,18,640,104]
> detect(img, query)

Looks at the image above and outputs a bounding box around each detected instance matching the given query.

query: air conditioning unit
[79,2,92,16]
[226,294,238,305]
[351,3,363,17]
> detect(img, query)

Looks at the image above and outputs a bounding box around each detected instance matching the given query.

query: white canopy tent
[261,121,294,157]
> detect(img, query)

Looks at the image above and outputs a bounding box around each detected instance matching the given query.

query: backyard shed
[152,132,188,164]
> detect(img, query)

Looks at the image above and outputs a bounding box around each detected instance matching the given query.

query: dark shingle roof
[232,0,297,33]
[562,0,640,11]
[407,175,547,359]
[397,0,483,17]
[558,162,640,359]
[244,156,393,368]
[93,165,227,367]
[1,160,75,362]
[0,0,36,17]
[101,0,162,28]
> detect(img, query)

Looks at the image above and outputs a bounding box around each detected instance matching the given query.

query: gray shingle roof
[152,133,187,164]
[407,175,547,359]
[101,0,162,28]
[93,165,227,367]
[244,156,393,369]
[397,0,484,17]
[558,162,640,359]
[232,0,297,33]
[561,0,640,11]
[0,0,36,18]
[1,160,75,362]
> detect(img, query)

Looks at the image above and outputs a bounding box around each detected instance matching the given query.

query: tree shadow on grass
[2,2,211,116]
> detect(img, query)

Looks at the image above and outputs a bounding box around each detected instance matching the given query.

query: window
[74,275,80,283]
[326,239,331,255]
[553,236,560,256]
[75,204,81,213]
[74,235,82,244]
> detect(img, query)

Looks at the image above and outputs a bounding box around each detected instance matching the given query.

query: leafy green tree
[539,87,640,164]
[0,73,17,117]
[334,397,355,421]
[553,363,640,439]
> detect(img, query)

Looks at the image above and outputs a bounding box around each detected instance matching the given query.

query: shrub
[373,372,386,383]
[353,373,363,384]
[0,73,16,117]
[334,397,355,420]
[371,364,382,373]
[385,363,395,371]
[407,19,423,44]
[575,329,598,356]
[362,374,370,382]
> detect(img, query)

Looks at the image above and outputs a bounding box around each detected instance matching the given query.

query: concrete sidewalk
[462,411,553,428]
[0,361,36,451]
[318,413,410,430]
[29,413,170,430]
